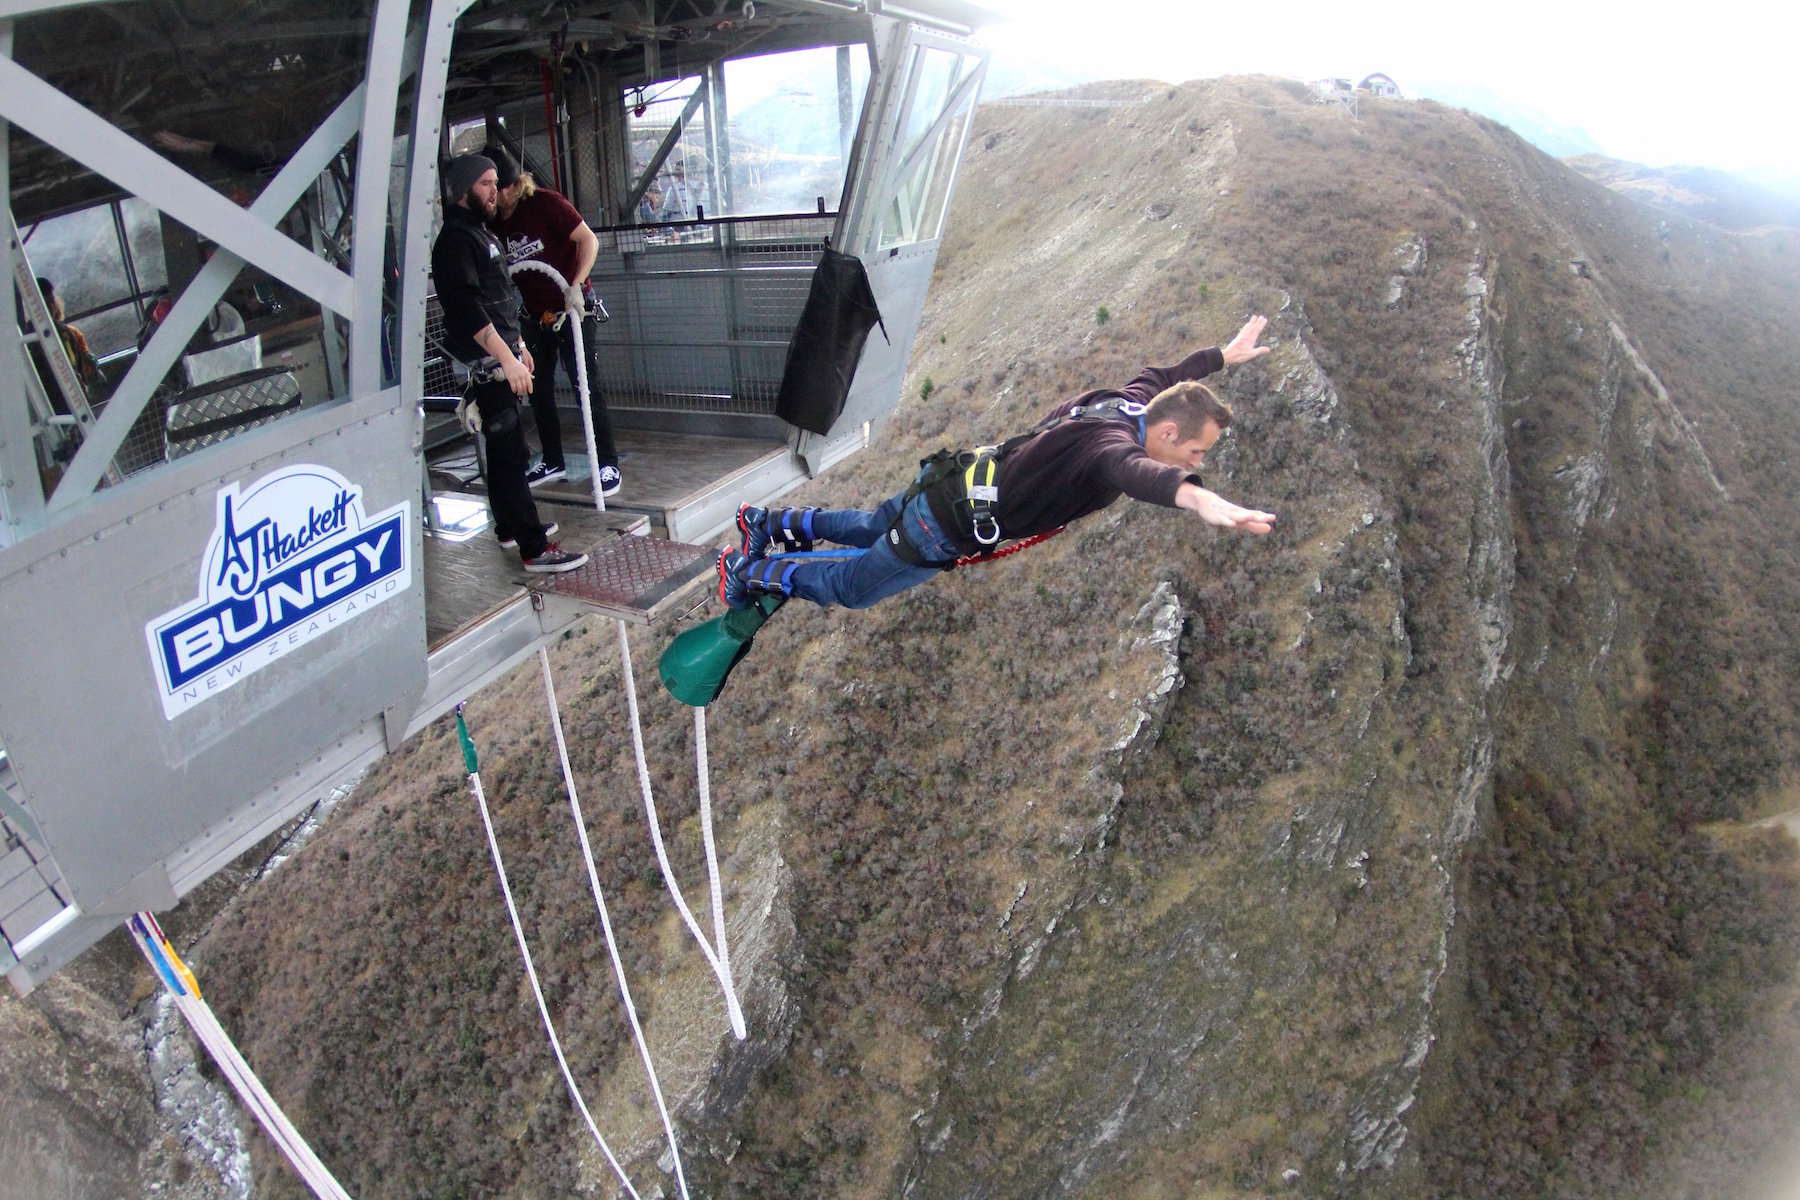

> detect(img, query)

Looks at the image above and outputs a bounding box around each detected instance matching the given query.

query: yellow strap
[964,448,997,495]
[151,922,203,999]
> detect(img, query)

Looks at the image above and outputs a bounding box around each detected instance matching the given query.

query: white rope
[508,259,606,512]
[128,913,354,1200]
[616,618,749,1039]
[538,647,691,1200]
[694,707,734,998]
[465,767,644,1200]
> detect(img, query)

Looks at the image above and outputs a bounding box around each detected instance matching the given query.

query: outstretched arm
[1175,481,1277,534]
[1220,314,1271,366]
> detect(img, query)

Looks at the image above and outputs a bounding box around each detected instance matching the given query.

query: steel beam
[0,58,354,315]
[0,19,45,546]
[50,87,367,510]
[0,0,108,15]
[348,0,413,399]
[399,0,480,410]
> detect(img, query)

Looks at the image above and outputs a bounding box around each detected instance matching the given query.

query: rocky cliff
[10,75,1800,1200]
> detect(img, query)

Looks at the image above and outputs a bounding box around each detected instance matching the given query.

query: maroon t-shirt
[490,188,587,317]
[931,346,1225,553]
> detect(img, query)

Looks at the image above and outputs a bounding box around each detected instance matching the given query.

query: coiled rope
[129,912,355,1200]
[508,259,606,512]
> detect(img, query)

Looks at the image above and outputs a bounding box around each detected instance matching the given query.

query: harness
[887,397,1147,569]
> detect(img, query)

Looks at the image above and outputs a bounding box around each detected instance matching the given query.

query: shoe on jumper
[717,548,750,609]
[737,504,818,559]
[597,464,622,497]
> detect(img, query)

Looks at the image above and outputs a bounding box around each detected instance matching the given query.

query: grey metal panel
[0,859,45,917]
[0,886,60,944]
[0,846,31,887]
[165,372,304,459]
[0,393,427,913]
[796,239,939,470]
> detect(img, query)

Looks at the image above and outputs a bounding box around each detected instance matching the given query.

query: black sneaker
[522,544,588,574]
[525,461,566,487]
[597,464,622,497]
[498,521,557,550]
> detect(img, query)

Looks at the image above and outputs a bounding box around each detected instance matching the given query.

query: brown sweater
[932,346,1224,553]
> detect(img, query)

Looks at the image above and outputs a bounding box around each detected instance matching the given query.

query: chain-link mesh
[585,215,831,417]
[423,295,460,400]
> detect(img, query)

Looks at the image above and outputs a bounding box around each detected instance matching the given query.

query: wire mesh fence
[586,214,831,417]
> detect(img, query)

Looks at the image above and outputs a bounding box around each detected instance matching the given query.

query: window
[722,45,869,216]
[875,42,983,251]
[625,43,871,225]
[21,199,158,361]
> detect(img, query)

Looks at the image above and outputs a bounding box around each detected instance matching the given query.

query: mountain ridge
[5,73,1799,1200]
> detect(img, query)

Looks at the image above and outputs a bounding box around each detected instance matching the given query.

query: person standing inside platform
[484,144,622,497]
[430,152,587,574]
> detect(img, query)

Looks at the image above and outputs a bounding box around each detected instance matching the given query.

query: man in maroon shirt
[719,316,1277,609]
[485,144,622,496]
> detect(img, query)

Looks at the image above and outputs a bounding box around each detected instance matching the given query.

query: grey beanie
[445,153,495,202]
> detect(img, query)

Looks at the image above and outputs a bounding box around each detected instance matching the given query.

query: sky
[974,0,1800,180]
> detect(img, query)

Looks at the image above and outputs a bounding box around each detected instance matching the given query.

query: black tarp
[775,245,885,436]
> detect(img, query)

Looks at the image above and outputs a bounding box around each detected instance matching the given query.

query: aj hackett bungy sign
[145,466,411,719]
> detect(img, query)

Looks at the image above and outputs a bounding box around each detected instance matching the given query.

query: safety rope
[536,647,691,1200]
[508,259,605,512]
[456,707,644,1200]
[616,618,749,1039]
[952,525,1064,567]
[128,912,355,1200]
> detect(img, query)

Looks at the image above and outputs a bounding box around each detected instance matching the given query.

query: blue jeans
[775,489,959,609]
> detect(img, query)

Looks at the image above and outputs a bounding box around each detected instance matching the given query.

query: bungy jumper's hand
[1188,486,1278,534]
[1221,314,1272,366]
[502,354,533,397]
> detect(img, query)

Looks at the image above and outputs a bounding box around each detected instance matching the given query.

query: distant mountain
[1566,153,1800,229]
[1411,81,1603,159]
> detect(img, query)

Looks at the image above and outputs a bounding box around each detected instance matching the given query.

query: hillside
[1566,152,1800,230]
[11,75,1800,1200]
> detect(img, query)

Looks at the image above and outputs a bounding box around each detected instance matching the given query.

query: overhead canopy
[6,0,996,223]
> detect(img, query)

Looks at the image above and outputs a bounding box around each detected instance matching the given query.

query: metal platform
[534,532,717,625]
[455,426,805,544]
[422,496,649,649]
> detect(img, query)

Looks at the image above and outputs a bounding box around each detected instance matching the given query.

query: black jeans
[471,377,549,559]
[523,314,618,471]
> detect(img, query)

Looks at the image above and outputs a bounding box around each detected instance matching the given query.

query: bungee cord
[537,647,691,1200]
[457,707,644,1200]
[129,912,355,1200]
[616,619,750,1040]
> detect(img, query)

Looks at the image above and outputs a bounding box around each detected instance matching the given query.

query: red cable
[541,61,564,193]
[953,526,1064,568]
